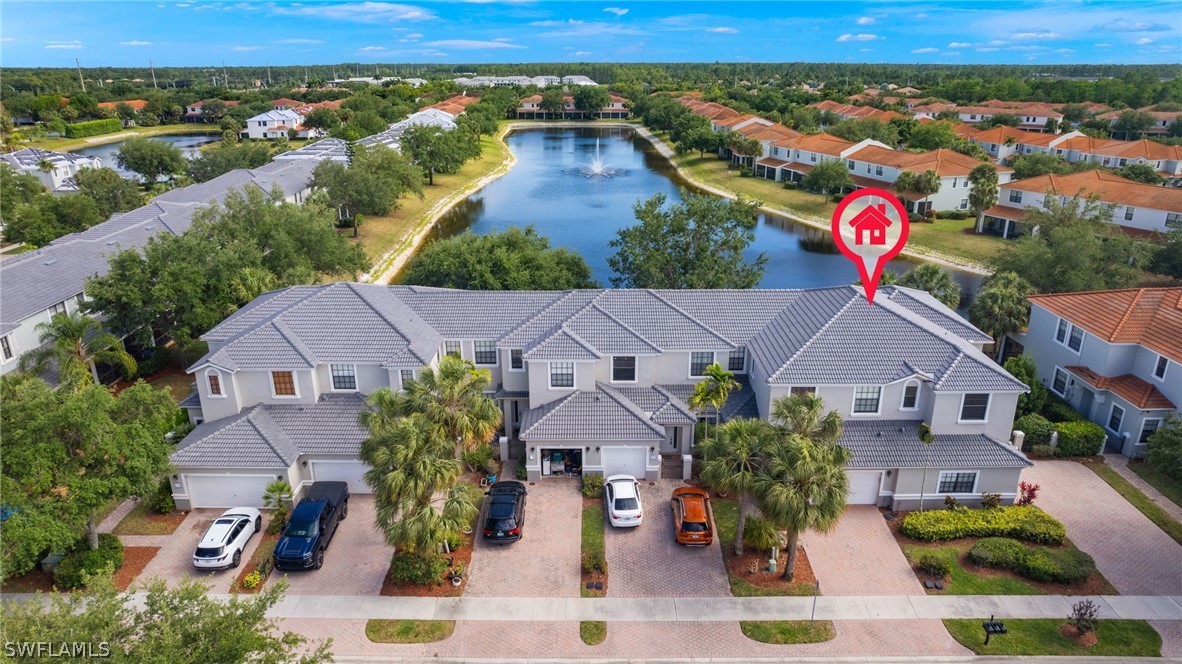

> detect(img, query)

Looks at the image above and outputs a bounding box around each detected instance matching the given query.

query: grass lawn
[908,217,1005,266]
[27,124,219,152]
[943,619,1161,657]
[581,503,606,598]
[712,498,816,597]
[740,620,836,644]
[112,501,185,536]
[1084,460,1182,546]
[580,621,607,645]
[145,370,197,404]
[364,620,455,644]
[1128,461,1182,511]
[900,543,1042,595]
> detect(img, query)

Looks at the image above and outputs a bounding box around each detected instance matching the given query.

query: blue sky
[2,1,1179,68]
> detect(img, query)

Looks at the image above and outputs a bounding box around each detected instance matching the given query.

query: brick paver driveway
[604,479,730,597]
[465,478,581,597]
[278,495,394,596]
[132,508,271,590]
[1023,460,1182,596]
[802,505,923,596]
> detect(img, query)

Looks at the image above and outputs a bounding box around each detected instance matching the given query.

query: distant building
[0,147,103,193]
[455,75,596,88]
[239,109,320,141]
[183,100,240,123]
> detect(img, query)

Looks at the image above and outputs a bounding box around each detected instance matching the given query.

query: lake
[72,134,221,180]
[431,127,982,305]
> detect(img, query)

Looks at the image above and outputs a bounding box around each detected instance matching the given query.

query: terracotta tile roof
[981,204,1028,221]
[773,132,855,157]
[1065,366,1176,410]
[1098,109,1179,122]
[847,145,1011,177]
[756,156,790,168]
[741,123,799,141]
[271,98,303,109]
[520,94,542,103]
[1091,138,1182,161]
[1015,132,1065,147]
[97,99,148,110]
[1005,170,1182,211]
[971,125,1045,145]
[1029,287,1182,364]
[714,113,766,129]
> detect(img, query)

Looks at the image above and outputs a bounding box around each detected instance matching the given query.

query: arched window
[900,380,920,411]
[206,369,224,397]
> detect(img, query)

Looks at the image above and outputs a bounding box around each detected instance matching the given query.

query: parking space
[133,508,271,588]
[802,505,923,596]
[604,480,731,598]
[465,479,582,597]
[279,496,394,596]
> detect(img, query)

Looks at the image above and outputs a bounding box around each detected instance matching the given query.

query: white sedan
[192,507,262,570]
[604,475,643,528]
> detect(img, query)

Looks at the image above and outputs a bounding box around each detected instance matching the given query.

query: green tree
[907,121,960,150]
[828,117,900,146]
[0,576,331,663]
[1,163,46,211]
[539,89,566,116]
[457,105,500,137]
[1150,229,1182,279]
[728,135,763,175]
[688,363,741,443]
[1146,414,1182,481]
[897,264,962,309]
[2,194,103,247]
[1113,109,1156,138]
[699,417,775,556]
[968,163,1000,233]
[1115,163,1165,185]
[573,86,611,115]
[300,107,341,132]
[311,144,423,218]
[801,158,853,200]
[114,137,186,185]
[608,190,766,289]
[769,392,843,446]
[19,311,136,388]
[402,226,598,290]
[185,141,273,183]
[893,170,941,214]
[969,271,1036,360]
[401,124,482,185]
[1007,153,1087,180]
[393,355,503,457]
[71,167,144,218]
[678,126,722,158]
[1003,353,1047,418]
[978,113,1021,128]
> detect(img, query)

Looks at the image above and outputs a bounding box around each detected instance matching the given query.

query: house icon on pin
[849,203,893,246]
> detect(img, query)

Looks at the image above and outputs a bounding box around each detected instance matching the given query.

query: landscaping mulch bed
[1,569,59,594]
[114,547,159,591]
[380,531,474,598]
[726,544,817,591]
[231,533,279,594]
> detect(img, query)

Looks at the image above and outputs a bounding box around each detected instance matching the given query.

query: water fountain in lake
[580,138,620,177]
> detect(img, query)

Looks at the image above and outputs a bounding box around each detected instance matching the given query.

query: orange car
[671,487,714,546]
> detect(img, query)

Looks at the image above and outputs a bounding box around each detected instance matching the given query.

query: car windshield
[489,503,515,519]
[681,521,708,533]
[284,520,317,538]
[614,498,639,511]
[490,517,517,530]
[195,546,224,558]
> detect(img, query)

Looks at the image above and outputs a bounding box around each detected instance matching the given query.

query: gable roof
[1065,366,1176,410]
[1029,288,1182,364]
[1004,170,1182,211]
[518,386,667,442]
[841,420,1031,469]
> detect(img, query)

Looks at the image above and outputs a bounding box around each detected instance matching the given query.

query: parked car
[482,480,527,544]
[192,507,262,570]
[273,481,349,571]
[671,487,713,546]
[604,474,643,527]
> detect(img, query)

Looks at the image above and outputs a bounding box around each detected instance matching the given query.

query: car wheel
[314,549,324,570]
[341,501,348,521]
[254,515,262,533]
[231,550,241,568]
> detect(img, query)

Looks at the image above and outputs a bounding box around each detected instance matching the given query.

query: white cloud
[988,40,1006,46]
[232,45,263,51]
[859,48,873,52]
[1135,37,1153,45]
[573,50,592,56]
[275,38,324,44]
[492,37,513,42]
[273,2,436,22]
[948,42,972,48]
[359,45,387,51]
[915,13,927,19]
[1096,19,1171,32]
[405,32,423,38]
[529,19,583,27]
[977,47,999,52]
[1006,45,1049,51]
[1055,48,1076,54]
[911,47,939,53]
[1011,30,1061,39]
[176,2,190,6]
[45,40,83,49]
[0,37,14,43]
[422,39,526,49]
[944,51,961,56]
[120,40,152,46]
[705,27,738,34]
[603,7,628,16]
[1094,42,1113,47]
[836,33,878,42]
[856,16,876,25]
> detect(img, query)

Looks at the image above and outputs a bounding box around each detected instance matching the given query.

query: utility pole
[222,61,228,88]
[150,59,158,89]
[75,58,86,92]
[267,62,272,87]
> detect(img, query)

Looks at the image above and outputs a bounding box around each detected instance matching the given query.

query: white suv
[604,475,643,527]
[192,507,262,570]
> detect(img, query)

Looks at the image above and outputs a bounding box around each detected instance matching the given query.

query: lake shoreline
[30,125,221,153]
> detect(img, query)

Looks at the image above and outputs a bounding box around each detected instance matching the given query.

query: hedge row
[900,505,1066,545]
[63,118,123,139]
[1014,413,1055,447]
[1014,412,1106,457]
[968,537,1096,584]
[55,534,124,589]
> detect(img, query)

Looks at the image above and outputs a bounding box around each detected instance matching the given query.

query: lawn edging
[365,619,455,644]
[1127,460,1182,511]
[740,620,836,645]
[712,497,818,597]
[111,502,187,536]
[1083,459,1182,546]
[943,618,1161,657]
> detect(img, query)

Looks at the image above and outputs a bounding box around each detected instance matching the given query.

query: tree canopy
[114,137,186,185]
[897,263,962,309]
[310,143,424,218]
[573,85,611,113]
[185,141,274,183]
[401,226,599,290]
[801,158,853,197]
[71,166,144,218]
[969,271,1036,359]
[400,125,482,185]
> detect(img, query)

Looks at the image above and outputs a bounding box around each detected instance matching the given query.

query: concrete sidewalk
[330,658,1173,664]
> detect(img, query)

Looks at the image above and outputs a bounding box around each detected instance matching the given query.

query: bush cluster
[388,552,448,586]
[461,445,496,473]
[515,456,528,480]
[581,474,604,499]
[240,570,263,589]
[968,537,1096,584]
[1054,421,1107,457]
[937,210,972,220]
[136,346,176,378]
[147,478,176,514]
[55,534,124,589]
[582,550,608,575]
[1014,413,1055,447]
[1030,444,1057,458]
[1043,396,1087,423]
[917,553,952,578]
[63,118,123,138]
[900,506,1065,545]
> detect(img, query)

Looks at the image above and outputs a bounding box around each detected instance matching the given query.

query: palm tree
[969,271,1036,360]
[968,163,1000,234]
[757,434,851,580]
[19,311,136,389]
[895,169,941,215]
[36,158,56,176]
[396,355,503,458]
[770,393,842,446]
[917,422,936,512]
[698,417,774,556]
[689,363,740,444]
[897,264,962,309]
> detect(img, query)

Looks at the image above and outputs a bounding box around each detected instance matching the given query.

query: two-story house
[183,100,240,123]
[1016,288,1181,458]
[239,109,316,141]
[0,147,103,193]
[169,284,1031,511]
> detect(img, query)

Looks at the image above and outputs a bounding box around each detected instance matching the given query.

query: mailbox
[982,615,1007,645]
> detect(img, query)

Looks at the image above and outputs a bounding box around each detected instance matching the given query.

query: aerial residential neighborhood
[1,1,1181,663]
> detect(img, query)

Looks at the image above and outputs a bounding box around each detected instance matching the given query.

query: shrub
[937,210,971,220]
[63,118,122,138]
[1030,445,1057,458]
[1070,599,1100,634]
[1054,421,1106,457]
[444,532,464,552]
[1017,481,1040,506]
[980,493,1002,509]
[782,181,798,190]
[943,495,961,509]
[515,456,527,480]
[743,516,782,553]
[55,535,125,589]
[968,537,1095,584]
[907,212,924,224]
[1014,413,1055,447]
[461,445,496,473]
[1146,415,1182,480]
[969,537,1027,568]
[1043,396,1086,423]
[918,553,952,578]
[147,478,175,514]
[581,474,604,499]
[484,458,500,476]
[263,479,293,533]
[582,550,608,575]
[901,505,1065,545]
[240,570,263,589]
[388,552,448,586]
[136,346,176,378]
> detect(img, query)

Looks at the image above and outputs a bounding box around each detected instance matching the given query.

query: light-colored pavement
[465,479,581,597]
[98,498,137,533]
[1105,454,1182,523]
[604,479,730,597]
[279,496,394,596]
[802,505,924,596]
[132,508,270,589]
[1023,460,1182,596]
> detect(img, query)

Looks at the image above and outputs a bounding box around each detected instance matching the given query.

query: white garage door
[309,460,371,494]
[186,474,274,508]
[601,446,647,478]
[847,471,883,504]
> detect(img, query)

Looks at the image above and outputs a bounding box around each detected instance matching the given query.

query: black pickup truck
[273,481,349,571]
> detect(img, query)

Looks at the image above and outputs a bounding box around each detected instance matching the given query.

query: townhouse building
[1002,131,1182,182]
[514,94,632,120]
[0,147,103,193]
[808,100,906,123]
[239,109,317,141]
[454,75,597,88]
[1098,107,1179,137]
[911,101,1063,131]
[978,170,1182,237]
[356,108,459,151]
[1016,288,1181,458]
[182,100,240,123]
[169,283,1031,511]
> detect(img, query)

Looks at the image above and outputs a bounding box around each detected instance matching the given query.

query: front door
[1077,389,1094,421]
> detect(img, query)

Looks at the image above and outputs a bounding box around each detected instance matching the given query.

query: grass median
[943,618,1161,656]
[365,619,455,644]
[740,620,835,644]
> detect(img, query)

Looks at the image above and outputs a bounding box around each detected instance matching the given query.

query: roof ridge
[245,408,297,463]
[768,290,860,383]
[559,325,602,358]
[270,319,318,366]
[589,303,663,352]
[596,383,668,436]
[497,289,582,343]
[1109,287,1146,342]
[933,352,966,390]
[644,289,735,348]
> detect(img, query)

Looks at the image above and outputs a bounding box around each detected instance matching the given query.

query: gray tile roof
[883,286,992,344]
[265,393,369,454]
[522,326,601,360]
[519,385,667,442]
[273,138,351,163]
[660,376,758,421]
[0,147,101,169]
[179,389,201,409]
[611,385,697,425]
[839,420,1032,469]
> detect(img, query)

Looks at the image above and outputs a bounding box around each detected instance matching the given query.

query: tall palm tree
[968,163,1000,234]
[689,363,740,444]
[898,264,962,309]
[917,422,936,512]
[757,434,851,580]
[19,311,136,389]
[770,393,843,446]
[698,417,774,556]
[969,271,1036,360]
[396,355,502,458]
[895,169,941,215]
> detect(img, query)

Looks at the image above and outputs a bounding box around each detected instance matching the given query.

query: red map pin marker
[830,187,910,305]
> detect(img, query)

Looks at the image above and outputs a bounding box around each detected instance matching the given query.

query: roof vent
[42,259,57,266]
[899,427,905,433]
[144,225,155,230]
[876,431,882,438]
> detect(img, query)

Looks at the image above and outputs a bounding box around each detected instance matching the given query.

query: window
[690,352,714,377]
[474,341,497,365]
[1124,206,1135,221]
[901,382,919,410]
[959,198,969,210]
[510,349,523,370]
[1154,355,1168,380]
[1067,326,1083,352]
[330,364,357,390]
[400,369,414,387]
[847,159,854,170]
[790,386,816,397]
[1055,319,1068,343]
[1167,213,1182,229]
[444,340,461,358]
[938,471,977,494]
[728,347,747,372]
[1052,367,1068,396]
[207,371,222,396]
[951,178,957,188]
[49,301,67,317]
[853,386,881,414]
[1009,190,1023,204]
[612,356,636,382]
[809,152,817,162]
[1140,419,1161,444]
[0,336,11,362]
[271,371,297,397]
[959,393,990,421]
[874,165,884,176]
[549,362,574,388]
[74,293,85,308]
[1105,404,1124,432]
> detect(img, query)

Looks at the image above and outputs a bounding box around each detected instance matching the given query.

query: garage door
[186,474,274,508]
[309,460,371,494]
[601,446,647,478]
[847,471,883,504]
